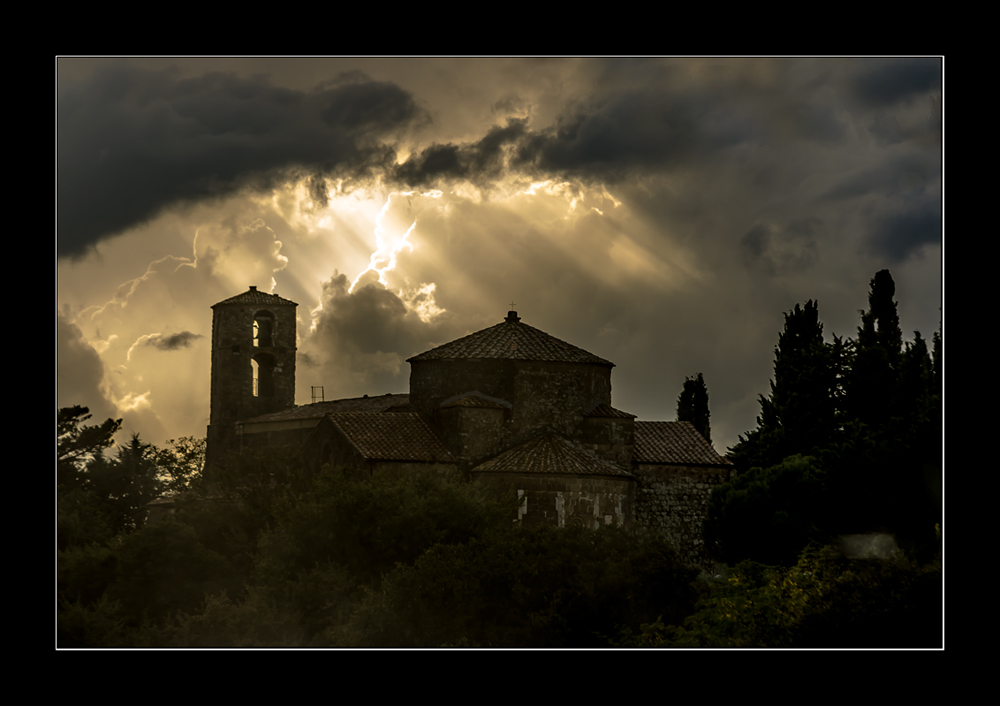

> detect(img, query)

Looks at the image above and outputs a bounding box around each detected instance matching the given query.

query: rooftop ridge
[584,403,637,419]
[241,393,409,423]
[407,318,614,366]
[213,286,298,308]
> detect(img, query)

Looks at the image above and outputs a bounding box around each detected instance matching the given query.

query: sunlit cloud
[115,390,153,412]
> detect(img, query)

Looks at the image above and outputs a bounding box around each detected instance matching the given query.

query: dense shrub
[332,524,699,647]
[704,455,828,567]
[106,519,241,624]
[619,544,942,648]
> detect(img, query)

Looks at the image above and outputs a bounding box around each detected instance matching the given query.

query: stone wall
[240,426,316,457]
[473,472,635,529]
[633,464,733,567]
[410,358,612,450]
[371,461,459,478]
[437,405,506,463]
[580,416,634,468]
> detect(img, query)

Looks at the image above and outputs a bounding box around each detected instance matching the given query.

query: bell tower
[206,286,298,467]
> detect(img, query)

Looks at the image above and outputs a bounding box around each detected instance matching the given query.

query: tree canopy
[715,270,941,566]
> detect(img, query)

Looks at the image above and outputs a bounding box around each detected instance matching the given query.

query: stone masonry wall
[580,416,634,468]
[410,359,612,452]
[473,473,635,529]
[634,464,733,567]
[437,405,506,464]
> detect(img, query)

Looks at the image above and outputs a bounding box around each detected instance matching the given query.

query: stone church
[205,286,733,565]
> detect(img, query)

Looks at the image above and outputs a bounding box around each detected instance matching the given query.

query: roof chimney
[249,285,257,292]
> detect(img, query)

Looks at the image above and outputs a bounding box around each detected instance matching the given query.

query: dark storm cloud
[145,331,203,351]
[58,64,425,258]
[310,272,460,362]
[789,99,847,145]
[391,89,756,188]
[514,90,754,179]
[740,219,821,277]
[392,119,529,186]
[851,58,941,108]
[822,152,939,202]
[866,199,941,263]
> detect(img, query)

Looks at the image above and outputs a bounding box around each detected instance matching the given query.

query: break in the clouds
[57,58,942,453]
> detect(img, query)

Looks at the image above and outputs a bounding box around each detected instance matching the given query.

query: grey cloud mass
[58,64,426,258]
[851,58,942,108]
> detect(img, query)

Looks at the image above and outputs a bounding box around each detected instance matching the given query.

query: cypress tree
[677,373,711,444]
[728,300,840,473]
[692,373,711,445]
[676,378,694,429]
[847,270,903,430]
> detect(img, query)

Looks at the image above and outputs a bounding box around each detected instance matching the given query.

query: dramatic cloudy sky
[56,57,943,455]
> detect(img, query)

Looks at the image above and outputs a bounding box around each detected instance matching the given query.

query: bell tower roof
[212,286,298,308]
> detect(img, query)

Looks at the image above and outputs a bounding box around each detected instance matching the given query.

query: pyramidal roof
[407,312,614,366]
[213,286,297,308]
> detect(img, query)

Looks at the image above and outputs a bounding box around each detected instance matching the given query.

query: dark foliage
[728,301,843,475]
[719,271,941,567]
[335,524,699,647]
[704,455,828,567]
[619,544,941,648]
[105,518,241,624]
[677,372,712,444]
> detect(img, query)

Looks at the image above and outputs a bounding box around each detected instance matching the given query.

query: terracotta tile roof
[213,286,298,307]
[241,394,410,423]
[440,392,511,410]
[328,412,454,463]
[633,421,732,466]
[584,403,636,419]
[471,434,635,478]
[407,313,614,366]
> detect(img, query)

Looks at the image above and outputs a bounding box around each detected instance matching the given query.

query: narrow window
[252,354,275,398]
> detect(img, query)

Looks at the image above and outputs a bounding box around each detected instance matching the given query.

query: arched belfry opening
[253,310,275,348]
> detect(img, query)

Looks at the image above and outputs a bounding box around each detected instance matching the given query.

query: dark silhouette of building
[206,286,297,469]
[206,287,732,565]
